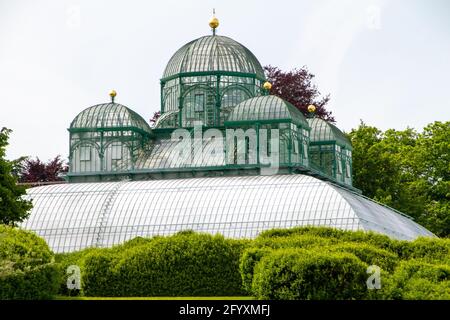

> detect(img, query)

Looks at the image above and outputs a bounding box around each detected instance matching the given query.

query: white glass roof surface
[21,175,434,253]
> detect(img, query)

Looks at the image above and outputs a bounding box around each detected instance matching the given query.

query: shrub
[0,225,59,299]
[257,226,404,254]
[240,247,273,293]
[0,224,53,268]
[254,234,336,250]
[327,242,399,272]
[82,232,249,297]
[400,237,450,263]
[251,248,368,300]
[55,247,101,296]
[0,263,60,300]
[82,250,117,296]
[383,260,450,299]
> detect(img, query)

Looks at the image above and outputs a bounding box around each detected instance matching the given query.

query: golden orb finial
[209,9,219,34]
[263,81,272,91]
[307,104,316,113]
[209,17,219,29]
[109,90,117,102]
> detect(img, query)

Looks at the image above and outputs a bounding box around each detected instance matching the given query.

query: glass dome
[160,34,267,123]
[308,117,352,149]
[226,95,309,127]
[22,174,434,253]
[70,103,152,133]
[162,35,265,81]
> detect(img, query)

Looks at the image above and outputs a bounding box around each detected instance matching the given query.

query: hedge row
[240,227,450,300]
[0,225,60,299]
[72,232,251,297]
[2,225,450,299]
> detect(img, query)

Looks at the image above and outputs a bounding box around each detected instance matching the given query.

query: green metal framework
[160,35,266,127]
[67,32,354,190]
[307,118,352,185]
[69,103,152,174]
[225,96,311,168]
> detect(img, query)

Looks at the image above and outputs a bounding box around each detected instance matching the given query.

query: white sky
[1,0,449,161]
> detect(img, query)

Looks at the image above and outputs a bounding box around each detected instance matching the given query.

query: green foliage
[0,263,60,300]
[251,249,368,300]
[240,226,450,300]
[0,128,33,225]
[0,225,59,299]
[381,260,450,299]
[54,247,101,296]
[348,121,450,237]
[0,224,53,267]
[326,243,398,272]
[81,232,250,297]
[240,247,273,293]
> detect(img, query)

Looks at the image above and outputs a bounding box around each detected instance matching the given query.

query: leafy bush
[251,248,368,300]
[0,224,53,268]
[257,226,405,254]
[55,247,101,296]
[382,260,450,299]
[399,237,450,263]
[327,242,398,272]
[240,247,273,293]
[82,232,250,297]
[254,234,336,250]
[0,225,59,299]
[82,250,117,296]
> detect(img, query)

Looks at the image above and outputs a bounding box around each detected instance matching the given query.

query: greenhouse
[21,15,435,252]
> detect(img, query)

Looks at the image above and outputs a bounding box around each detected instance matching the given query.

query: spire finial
[209,9,219,35]
[109,90,117,103]
[307,104,316,117]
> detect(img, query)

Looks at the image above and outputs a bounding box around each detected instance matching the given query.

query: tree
[149,111,161,127]
[0,128,33,225]
[348,121,450,237]
[264,65,334,122]
[18,155,68,183]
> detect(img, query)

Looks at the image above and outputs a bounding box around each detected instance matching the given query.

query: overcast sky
[1,0,449,161]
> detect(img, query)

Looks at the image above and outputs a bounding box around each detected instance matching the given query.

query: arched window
[72,143,101,173]
[182,87,216,127]
[104,141,132,171]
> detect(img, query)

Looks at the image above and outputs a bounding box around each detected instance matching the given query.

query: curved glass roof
[70,103,152,133]
[162,35,265,80]
[154,110,178,129]
[308,118,351,148]
[226,95,309,127]
[22,175,433,253]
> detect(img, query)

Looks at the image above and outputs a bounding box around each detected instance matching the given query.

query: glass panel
[80,146,91,161]
[111,143,122,160]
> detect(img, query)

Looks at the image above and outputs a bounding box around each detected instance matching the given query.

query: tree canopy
[17,155,68,183]
[348,121,450,237]
[264,65,334,122]
[0,128,33,225]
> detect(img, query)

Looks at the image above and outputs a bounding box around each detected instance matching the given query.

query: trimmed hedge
[381,260,450,299]
[241,227,450,299]
[0,225,59,299]
[257,226,406,255]
[251,248,368,300]
[55,247,101,296]
[82,232,250,297]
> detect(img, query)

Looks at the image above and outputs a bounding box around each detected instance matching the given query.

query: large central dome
[162,35,265,80]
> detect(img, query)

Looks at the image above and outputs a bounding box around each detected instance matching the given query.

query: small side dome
[226,95,309,127]
[70,103,151,133]
[307,118,351,149]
